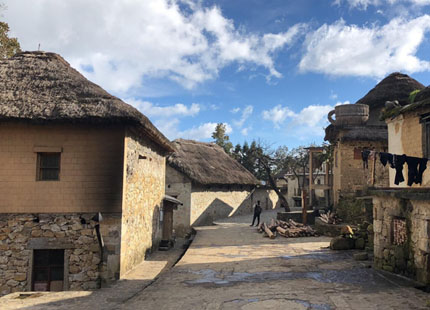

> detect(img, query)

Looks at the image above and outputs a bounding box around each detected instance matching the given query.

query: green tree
[0,21,21,58]
[211,123,233,154]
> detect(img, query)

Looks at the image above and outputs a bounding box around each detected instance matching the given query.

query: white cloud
[233,105,253,127]
[262,104,334,137]
[262,105,296,128]
[230,107,241,114]
[330,91,338,100]
[127,99,200,118]
[241,127,251,136]
[299,16,430,78]
[334,0,430,9]
[4,0,305,93]
[156,119,232,140]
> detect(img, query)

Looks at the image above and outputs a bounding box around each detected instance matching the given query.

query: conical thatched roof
[0,51,173,152]
[167,139,259,186]
[325,72,424,142]
[356,72,424,125]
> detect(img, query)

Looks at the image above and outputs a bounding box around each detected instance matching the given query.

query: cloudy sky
[4,0,430,148]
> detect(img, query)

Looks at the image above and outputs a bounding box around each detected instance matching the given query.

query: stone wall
[373,194,430,284]
[387,112,430,187]
[333,140,389,206]
[0,213,121,296]
[165,165,192,237]
[0,123,124,213]
[120,129,165,276]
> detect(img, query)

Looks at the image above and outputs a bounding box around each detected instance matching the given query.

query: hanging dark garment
[362,150,371,169]
[408,157,428,185]
[380,152,394,168]
[393,154,407,185]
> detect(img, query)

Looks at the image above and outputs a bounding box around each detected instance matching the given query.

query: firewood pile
[319,211,342,225]
[257,218,317,239]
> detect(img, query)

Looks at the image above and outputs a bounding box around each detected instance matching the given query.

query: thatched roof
[0,51,173,152]
[167,139,259,186]
[325,72,424,142]
[356,72,425,125]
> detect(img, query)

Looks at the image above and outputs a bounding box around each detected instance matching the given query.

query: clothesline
[361,150,428,186]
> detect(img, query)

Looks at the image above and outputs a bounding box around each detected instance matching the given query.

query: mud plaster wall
[0,123,124,213]
[120,129,165,276]
[0,213,122,296]
[165,165,192,237]
[373,196,430,284]
[333,140,388,205]
[190,185,278,226]
[387,112,430,187]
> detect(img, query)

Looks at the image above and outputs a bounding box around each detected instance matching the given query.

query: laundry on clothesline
[361,150,428,186]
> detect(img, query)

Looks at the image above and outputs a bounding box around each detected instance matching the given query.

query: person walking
[250,200,262,226]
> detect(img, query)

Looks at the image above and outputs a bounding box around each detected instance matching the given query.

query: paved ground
[2,210,430,309]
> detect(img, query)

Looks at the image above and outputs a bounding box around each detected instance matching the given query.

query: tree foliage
[211,123,233,154]
[0,21,21,59]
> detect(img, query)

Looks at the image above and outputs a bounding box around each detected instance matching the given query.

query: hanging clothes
[406,156,428,185]
[362,150,371,169]
[379,152,394,168]
[393,154,407,185]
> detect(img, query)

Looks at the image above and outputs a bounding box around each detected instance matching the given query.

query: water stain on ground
[222,298,333,310]
[184,266,395,290]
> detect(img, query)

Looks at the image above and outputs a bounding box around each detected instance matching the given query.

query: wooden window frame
[32,249,65,292]
[36,152,61,181]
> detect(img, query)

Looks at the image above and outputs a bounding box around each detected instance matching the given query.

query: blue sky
[4,0,430,149]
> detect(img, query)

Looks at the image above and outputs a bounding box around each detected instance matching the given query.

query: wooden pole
[302,189,307,225]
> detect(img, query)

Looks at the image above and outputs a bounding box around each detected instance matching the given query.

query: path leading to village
[2,210,430,309]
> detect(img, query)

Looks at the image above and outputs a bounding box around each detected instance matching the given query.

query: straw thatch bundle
[168,139,259,186]
[356,72,424,125]
[0,51,173,152]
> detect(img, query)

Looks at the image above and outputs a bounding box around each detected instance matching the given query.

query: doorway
[32,249,65,291]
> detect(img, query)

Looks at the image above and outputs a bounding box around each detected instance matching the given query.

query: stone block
[330,236,355,250]
[419,239,430,253]
[373,221,381,234]
[14,273,26,281]
[353,252,369,261]
[355,238,365,250]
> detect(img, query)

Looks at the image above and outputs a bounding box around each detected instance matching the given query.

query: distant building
[0,52,174,295]
[166,139,279,236]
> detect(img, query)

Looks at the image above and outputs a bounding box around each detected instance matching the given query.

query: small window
[37,153,61,181]
[425,121,430,158]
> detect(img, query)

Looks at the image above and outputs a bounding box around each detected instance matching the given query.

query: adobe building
[0,52,174,295]
[325,73,424,206]
[372,85,430,284]
[166,139,279,237]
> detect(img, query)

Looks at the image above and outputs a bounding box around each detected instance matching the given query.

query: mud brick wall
[165,165,192,237]
[120,129,165,276]
[333,140,388,205]
[373,195,430,284]
[190,185,261,226]
[0,213,120,296]
[0,123,124,213]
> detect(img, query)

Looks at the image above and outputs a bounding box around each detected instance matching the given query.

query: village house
[325,73,424,207]
[165,139,279,237]
[0,51,174,295]
[371,85,430,284]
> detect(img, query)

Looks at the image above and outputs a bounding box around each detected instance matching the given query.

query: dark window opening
[37,153,61,181]
[32,249,64,291]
